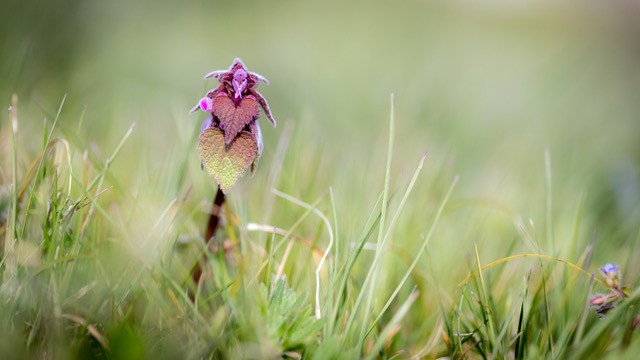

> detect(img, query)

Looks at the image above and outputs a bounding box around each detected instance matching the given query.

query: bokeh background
[2,0,640,300]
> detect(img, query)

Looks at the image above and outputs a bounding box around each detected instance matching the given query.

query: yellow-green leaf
[198,127,258,193]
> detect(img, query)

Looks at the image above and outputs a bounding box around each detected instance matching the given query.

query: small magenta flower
[600,263,621,289]
[199,96,214,112]
[192,58,276,193]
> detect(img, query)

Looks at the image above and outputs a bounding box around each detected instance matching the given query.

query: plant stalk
[190,187,226,297]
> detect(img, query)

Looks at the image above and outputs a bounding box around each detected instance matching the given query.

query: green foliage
[2,2,640,357]
[259,277,322,353]
[1,93,639,358]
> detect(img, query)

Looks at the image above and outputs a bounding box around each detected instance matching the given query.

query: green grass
[1,92,638,360]
[2,1,640,358]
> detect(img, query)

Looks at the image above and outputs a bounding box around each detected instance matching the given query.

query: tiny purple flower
[600,263,621,289]
[600,263,619,276]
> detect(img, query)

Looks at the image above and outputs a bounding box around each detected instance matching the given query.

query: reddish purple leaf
[212,93,259,144]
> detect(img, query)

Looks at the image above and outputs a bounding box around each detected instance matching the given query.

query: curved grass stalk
[248,194,325,285]
[451,253,603,315]
[272,189,334,319]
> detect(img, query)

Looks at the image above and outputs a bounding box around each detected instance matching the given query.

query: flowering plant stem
[190,187,226,296]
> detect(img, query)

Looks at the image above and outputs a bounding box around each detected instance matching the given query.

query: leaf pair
[198,121,262,193]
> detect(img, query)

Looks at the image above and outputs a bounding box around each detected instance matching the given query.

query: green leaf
[198,127,258,193]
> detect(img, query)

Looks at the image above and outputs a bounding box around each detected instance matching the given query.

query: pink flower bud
[200,96,214,112]
[589,294,606,307]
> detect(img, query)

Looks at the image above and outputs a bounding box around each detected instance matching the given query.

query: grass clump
[1,93,639,359]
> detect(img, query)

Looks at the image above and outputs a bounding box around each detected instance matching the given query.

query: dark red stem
[190,187,226,298]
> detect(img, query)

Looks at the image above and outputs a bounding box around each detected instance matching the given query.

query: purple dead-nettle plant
[189,59,276,295]
[192,58,276,193]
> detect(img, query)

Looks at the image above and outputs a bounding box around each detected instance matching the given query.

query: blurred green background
[2,0,640,283]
